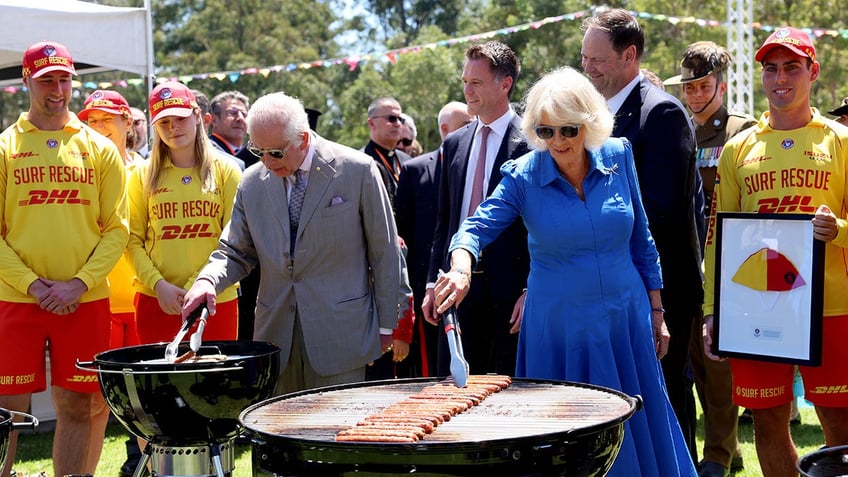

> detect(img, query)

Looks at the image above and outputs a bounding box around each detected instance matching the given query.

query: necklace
[559,171,584,198]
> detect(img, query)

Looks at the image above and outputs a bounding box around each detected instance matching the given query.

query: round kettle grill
[78,340,280,477]
[0,408,38,470]
[797,444,848,477]
[241,377,642,476]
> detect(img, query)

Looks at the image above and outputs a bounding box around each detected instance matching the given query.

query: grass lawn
[9,400,827,476]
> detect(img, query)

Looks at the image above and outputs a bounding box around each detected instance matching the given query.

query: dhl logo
[810,385,848,395]
[9,151,37,159]
[755,195,817,214]
[67,375,99,383]
[19,189,90,206]
[160,223,216,240]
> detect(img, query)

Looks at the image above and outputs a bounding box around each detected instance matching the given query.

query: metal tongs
[442,306,470,387]
[164,305,209,363]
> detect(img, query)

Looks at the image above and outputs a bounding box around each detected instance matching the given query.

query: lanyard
[374,148,399,184]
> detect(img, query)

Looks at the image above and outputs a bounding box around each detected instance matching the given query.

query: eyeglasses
[247,142,289,160]
[398,138,413,147]
[371,114,405,125]
[534,125,581,140]
[224,108,248,119]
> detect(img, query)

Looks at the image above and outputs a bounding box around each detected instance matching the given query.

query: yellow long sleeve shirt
[127,155,240,302]
[107,154,143,314]
[0,113,129,303]
[704,109,848,317]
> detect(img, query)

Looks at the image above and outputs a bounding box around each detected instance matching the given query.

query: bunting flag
[3,8,847,95]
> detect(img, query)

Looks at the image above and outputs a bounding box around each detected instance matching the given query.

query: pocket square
[329,196,346,206]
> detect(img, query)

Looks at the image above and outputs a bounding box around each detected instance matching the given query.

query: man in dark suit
[395,101,474,377]
[423,41,531,377]
[581,9,703,465]
[362,97,412,199]
[182,92,401,395]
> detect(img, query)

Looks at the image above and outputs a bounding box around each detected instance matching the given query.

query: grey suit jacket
[198,134,401,376]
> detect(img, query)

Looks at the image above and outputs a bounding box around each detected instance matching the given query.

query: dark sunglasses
[372,114,405,125]
[398,138,413,147]
[247,143,289,160]
[534,125,581,140]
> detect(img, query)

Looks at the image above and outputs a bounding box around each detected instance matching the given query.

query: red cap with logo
[22,41,77,79]
[148,82,198,124]
[78,90,131,121]
[755,27,816,63]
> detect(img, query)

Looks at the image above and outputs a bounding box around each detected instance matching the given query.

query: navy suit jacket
[428,116,531,295]
[613,77,703,314]
[395,150,441,295]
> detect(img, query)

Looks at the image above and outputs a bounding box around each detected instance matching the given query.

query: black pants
[435,271,519,377]
[660,307,698,464]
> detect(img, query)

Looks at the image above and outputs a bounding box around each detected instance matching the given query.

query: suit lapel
[261,167,291,241]
[296,145,334,240]
[428,153,440,185]
[453,122,476,200]
[613,83,642,138]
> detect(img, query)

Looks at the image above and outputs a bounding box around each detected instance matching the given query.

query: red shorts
[730,314,848,408]
[0,299,110,394]
[109,311,140,349]
[134,293,238,344]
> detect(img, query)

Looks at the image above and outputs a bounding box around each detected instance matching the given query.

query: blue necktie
[289,169,306,255]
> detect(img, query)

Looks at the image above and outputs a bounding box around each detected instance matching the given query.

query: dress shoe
[698,460,729,477]
[730,454,744,472]
[119,455,142,477]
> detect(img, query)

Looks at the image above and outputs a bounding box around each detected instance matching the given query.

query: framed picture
[714,212,824,366]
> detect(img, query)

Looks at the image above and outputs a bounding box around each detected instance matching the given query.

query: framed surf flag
[714,212,824,365]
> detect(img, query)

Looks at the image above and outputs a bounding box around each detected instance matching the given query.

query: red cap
[148,82,198,124]
[78,90,131,121]
[22,41,76,79]
[755,27,816,63]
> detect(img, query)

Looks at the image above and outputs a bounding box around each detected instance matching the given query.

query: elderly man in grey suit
[182,92,401,394]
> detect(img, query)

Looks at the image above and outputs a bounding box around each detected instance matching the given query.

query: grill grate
[242,379,633,443]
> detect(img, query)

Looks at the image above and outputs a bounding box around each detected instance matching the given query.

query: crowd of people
[1,8,848,477]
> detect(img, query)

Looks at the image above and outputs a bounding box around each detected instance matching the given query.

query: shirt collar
[16,112,82,133]
[476,107,515,138]
[758,107,825,133]
[296,132,316,175]
[371,140,396,157]
[607,73,642,114]
[539,146,618,186]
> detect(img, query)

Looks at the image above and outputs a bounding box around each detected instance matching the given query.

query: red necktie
[467,126,490,216]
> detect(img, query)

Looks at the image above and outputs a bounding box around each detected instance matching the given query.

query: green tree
[356,0,466,43]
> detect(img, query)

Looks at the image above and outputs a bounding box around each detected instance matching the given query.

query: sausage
[335,434,417,443]
[359,417,436,433]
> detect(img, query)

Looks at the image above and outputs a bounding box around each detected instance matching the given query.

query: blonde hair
[145,108,218,195]
[521,66,614,151]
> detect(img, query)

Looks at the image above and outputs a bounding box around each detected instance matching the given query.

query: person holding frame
[702,27,848,476]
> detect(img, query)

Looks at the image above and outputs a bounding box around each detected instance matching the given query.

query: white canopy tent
[0,0,153,92]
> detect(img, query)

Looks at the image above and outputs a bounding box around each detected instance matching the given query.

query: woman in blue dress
[432,66,696,476]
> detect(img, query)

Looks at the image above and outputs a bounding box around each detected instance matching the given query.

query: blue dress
[450,138,696,476]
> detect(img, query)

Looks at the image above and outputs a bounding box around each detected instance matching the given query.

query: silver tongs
[164,305,209,363]
[442,306,470,387]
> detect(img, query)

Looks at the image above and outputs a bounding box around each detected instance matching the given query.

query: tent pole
[144,0,155,100]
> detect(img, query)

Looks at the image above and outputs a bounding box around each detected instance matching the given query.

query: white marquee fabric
[0,0,153,87]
